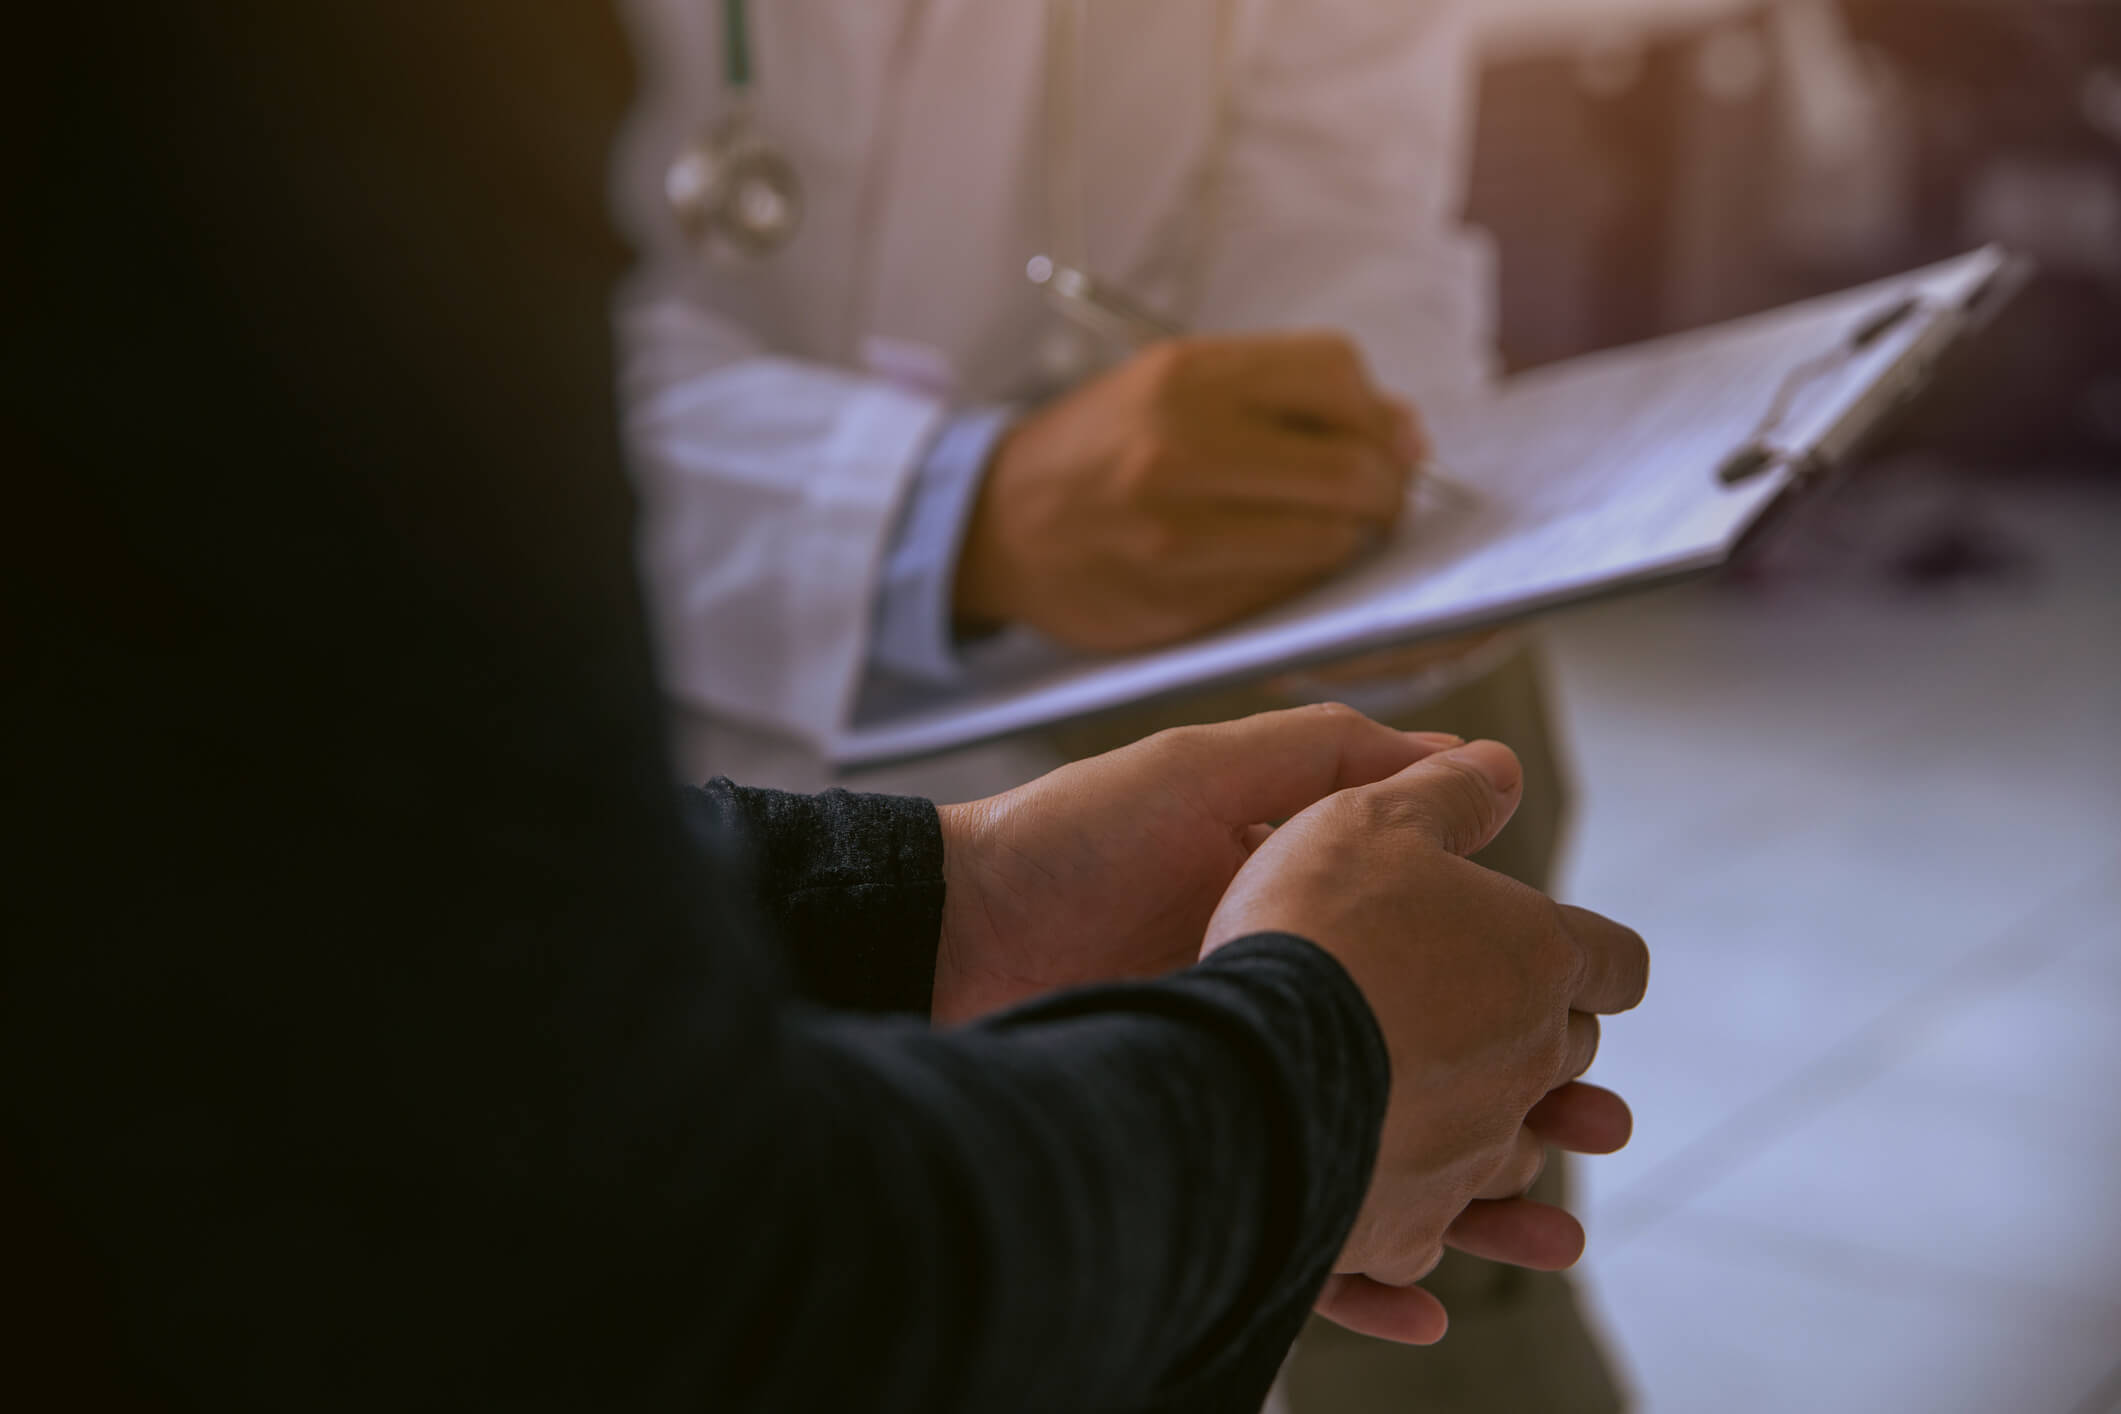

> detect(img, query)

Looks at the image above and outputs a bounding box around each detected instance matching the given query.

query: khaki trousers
[1059,648,1627,1414]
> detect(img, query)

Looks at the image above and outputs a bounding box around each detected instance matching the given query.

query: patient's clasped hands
[934,705,1650,1347]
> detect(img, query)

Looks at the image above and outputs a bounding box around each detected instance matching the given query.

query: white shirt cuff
[869,406,1017,686]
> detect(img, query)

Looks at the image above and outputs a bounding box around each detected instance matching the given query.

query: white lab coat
[613,0,1495,794]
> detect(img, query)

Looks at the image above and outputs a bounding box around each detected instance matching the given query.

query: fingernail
[1445,740,1522,793]
[1409,732,1464,749]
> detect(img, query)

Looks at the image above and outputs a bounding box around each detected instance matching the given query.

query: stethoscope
[666,0,1237,279]
[663,0,806,261]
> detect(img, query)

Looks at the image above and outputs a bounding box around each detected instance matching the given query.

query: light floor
[1541,473,2121,1413]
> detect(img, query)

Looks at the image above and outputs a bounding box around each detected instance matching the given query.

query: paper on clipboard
[834,247,2018,768]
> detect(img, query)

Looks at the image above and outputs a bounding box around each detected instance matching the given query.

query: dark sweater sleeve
[681,781,947,1016]
[679,774,1388,1410]
[971,938,1387,1412]
[3,7,1390,1413]
[713,932,1387,1414]
[671,784,1384,1405]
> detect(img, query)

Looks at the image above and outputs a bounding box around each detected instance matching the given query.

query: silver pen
[1027,255,1478,507]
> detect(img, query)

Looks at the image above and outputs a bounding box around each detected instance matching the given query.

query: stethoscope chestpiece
[666,112,805,263]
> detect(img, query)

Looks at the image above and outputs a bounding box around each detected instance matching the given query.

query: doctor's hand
[953,332,1424,654]
[930,704,1459,1026]
[1203,740,1650,1347]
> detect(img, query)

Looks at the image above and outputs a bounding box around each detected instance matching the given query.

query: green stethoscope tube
[724,0,753,92]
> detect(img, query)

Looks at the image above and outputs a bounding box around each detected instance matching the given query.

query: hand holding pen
[948,261,1456,655]
[1028,257,1478,509]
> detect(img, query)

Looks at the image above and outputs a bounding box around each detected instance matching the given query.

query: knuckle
[1419,756,1501,844]
[1327,787,1399,845]
[1361,788,1434,842]
[1530,909,1582,991]
[1138,337,1202,395]
[1500,1134,1547,1193]
[1346,780,1415,834]
[1303,701,1370,733]
[1371,1230,1447,1288]
[1143,721,1215,771]
[1519,1048,1568,1115]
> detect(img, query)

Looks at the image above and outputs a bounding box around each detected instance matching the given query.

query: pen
[1027,255,1478,507]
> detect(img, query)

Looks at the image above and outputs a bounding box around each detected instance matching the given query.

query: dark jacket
[3,5,1387,1410]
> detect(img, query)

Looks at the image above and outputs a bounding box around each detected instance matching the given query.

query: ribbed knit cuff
[683,781,945,1016]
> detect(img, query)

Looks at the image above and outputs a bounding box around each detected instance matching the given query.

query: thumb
[1171,704,1462,829]
[1359,740,1525,859]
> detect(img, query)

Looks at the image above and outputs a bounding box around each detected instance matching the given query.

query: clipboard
[834,247,2028,769]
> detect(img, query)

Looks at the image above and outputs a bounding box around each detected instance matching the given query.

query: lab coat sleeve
[619,294,948,751]
[1195,0,1497,408]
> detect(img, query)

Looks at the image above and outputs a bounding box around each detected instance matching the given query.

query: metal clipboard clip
[1715,250,2034,490]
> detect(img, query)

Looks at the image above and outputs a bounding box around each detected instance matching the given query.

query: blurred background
[1463,1,2121,1409]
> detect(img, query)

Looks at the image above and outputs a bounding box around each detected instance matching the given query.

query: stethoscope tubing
[678,0,1237,294]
